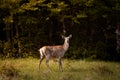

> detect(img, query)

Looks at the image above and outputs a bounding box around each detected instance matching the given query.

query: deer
[38,34,72,72]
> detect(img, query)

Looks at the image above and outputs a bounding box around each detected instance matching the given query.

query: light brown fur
[38,35,72,72]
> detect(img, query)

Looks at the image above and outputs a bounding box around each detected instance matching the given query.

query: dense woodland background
[0,0,120,61]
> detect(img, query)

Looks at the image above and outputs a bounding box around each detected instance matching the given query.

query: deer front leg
[46,55,52,71]
[58,58,63,72]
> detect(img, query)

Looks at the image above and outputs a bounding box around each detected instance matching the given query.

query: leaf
[77,14,87,18]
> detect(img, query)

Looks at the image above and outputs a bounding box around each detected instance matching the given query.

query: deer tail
[39,48,45,58]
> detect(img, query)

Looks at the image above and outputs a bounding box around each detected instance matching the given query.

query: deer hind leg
[39,55,45,70]
[58,58,63,72]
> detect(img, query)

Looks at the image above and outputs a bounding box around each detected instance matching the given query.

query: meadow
[0,58,120,80]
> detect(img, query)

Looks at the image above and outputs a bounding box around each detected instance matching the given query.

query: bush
[0,63,20,80]
[3,41,13,58]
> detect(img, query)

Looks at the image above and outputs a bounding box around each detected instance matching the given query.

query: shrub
[0,63,20,80]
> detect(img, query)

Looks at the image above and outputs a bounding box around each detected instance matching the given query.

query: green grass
[0,58,120,80]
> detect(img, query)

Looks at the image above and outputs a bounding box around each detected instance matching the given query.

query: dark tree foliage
[0,0,120,61]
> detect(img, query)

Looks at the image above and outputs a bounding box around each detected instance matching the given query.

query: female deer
[38,34,72,72]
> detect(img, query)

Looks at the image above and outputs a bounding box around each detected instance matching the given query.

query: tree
[0,0,120,60]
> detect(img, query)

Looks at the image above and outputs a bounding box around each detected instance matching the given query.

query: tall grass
[0,58,120,80]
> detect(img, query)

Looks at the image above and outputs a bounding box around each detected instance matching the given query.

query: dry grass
[0,58,120,80]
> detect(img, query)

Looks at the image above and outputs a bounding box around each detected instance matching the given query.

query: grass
[0,58,120,80]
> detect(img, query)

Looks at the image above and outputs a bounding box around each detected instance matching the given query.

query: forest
[0,0,120,61]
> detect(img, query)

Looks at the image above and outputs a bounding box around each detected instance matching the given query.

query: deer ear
[69,34,72,38]
[62,35,65,39]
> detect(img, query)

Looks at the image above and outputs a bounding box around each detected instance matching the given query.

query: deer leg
[39,55,45,70]
[46,55,52,71]
[58,58,62,72]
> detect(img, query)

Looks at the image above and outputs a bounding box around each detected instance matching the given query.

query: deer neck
[63,40,69,51]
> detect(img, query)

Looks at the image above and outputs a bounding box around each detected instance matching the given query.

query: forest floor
[0,58,120,80]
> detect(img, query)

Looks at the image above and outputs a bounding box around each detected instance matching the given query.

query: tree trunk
[6,24,11,42]
[16,25,21,56]
[116,23,120,54]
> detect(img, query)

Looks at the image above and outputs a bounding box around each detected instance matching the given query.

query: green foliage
[3,41,12,58]
[0,0,120,60]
